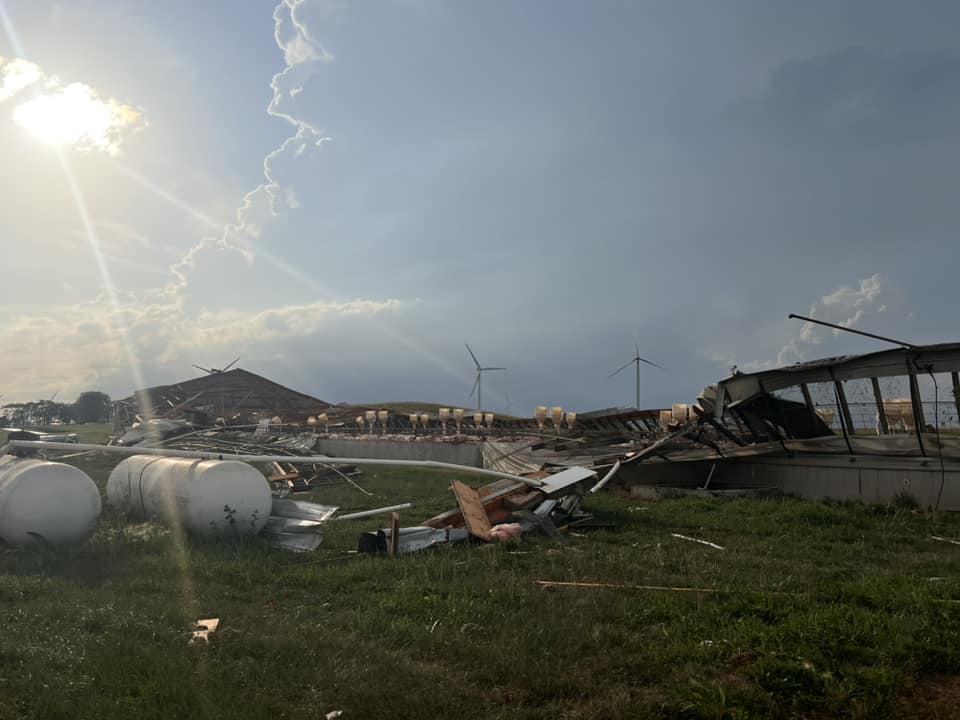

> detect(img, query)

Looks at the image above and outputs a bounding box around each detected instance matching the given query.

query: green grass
[2,440,960,718]
[0,422,112,446]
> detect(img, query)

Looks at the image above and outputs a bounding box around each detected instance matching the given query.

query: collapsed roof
[617,341,960,466]
[710,343,960,416]
[115,368,331,423]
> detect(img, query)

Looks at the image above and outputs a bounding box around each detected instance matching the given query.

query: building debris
[611,343,960,510]
[334,503,413,521]
[357,525,470,554]
[451,480,493,540]
[535,580,722,593]
[671,533,725,550]
[7,432,620,555]
[489,523,523,542]
[112,368,331,434]
[190,618,220,643]
[358,463,602,554]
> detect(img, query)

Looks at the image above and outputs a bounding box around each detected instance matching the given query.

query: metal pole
[871,377,889,435]
[5,440,545,487]
[334,503,413,521]
[635,358,640,410]
[788,314,916,348]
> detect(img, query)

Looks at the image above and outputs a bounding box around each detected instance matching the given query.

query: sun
[13,82,141,154]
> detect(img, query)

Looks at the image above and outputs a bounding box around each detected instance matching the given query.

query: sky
[2,0,959,414]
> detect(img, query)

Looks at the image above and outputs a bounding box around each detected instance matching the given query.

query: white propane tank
[0,456,101,546]
[106,456,271,537]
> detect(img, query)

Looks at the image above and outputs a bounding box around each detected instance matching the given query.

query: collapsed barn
[613,342,960,509]
[111,368,331,438]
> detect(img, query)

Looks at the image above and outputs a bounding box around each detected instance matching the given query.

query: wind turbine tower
[465,343,506,414]
[607,344,666,410]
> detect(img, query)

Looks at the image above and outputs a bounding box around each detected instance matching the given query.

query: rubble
[358,465,603,554]
[611,342,960,509]
[190,618,220,643]
[5,435,612,554]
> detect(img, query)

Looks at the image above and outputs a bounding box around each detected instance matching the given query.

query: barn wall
[618,453,960,510]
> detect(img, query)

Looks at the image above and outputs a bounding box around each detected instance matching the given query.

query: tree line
[0,391,112,427]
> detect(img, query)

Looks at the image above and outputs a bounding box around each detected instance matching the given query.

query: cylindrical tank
[106,456,271,537]
[0,456,101,546]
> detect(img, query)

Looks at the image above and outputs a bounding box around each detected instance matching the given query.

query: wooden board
[389,512,400,556]
[450,481,492,541]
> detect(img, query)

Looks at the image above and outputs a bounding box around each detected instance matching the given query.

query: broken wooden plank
[451,480,492,541]
[389,513,400,556]
[190,618,220,643]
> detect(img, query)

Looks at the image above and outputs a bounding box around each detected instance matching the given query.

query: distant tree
[73,391,112,424]
[3,403,31,427]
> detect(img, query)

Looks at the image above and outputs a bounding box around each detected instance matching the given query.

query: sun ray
[55,151,156,420]
[113,162,223,230]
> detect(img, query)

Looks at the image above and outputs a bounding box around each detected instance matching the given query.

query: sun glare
[13,82,140,154]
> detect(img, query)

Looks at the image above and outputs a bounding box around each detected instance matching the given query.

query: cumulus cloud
[0,55,144,154]
[0,56,41,100]
[276,0,333,66]
[168,0,332,296]
[777,273,894,365]
[0,3,414,403]
[0,296,403,402]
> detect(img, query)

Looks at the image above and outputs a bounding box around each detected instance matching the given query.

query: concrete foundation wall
[314,438,483,467]
[619,453,960,510]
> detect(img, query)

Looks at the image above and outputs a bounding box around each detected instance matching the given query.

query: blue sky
[2,0,959,414]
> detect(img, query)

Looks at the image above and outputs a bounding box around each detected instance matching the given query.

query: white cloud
[0,57,42,100]
[168,0,332,296]
[276,0,334,67]
[821,273,883,309]
[0,55,144,154]
[0,296,403,402]
[776,273,892,365]
[0,4,409,405]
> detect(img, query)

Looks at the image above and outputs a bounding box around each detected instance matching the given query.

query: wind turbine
[466,343,505,413]
[607,344,666,410]
[192,356,241,375]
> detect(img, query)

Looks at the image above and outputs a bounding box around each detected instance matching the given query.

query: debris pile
[358,466,603,554]
[262,498,338,552]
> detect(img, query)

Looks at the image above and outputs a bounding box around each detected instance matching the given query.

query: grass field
[0,423,113,446]
[2,426,960,718]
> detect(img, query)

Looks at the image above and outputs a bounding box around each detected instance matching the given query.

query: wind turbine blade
[465,343,481,369]
[607,358,635,379]
[482,367,507,371]
[637,357,668,372]
[192,364,211,374]
[636,342,640,360]
[470,373,480,396]
[222,356,240,372]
